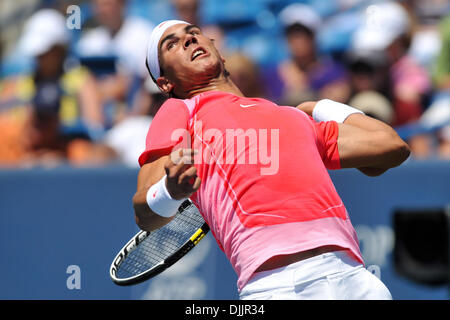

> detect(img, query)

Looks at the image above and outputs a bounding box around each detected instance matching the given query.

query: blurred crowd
[0,0,449,168]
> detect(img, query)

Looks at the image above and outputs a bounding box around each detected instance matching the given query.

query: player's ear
[156,77,174,96]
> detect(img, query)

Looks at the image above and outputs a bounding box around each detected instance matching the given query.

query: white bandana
[146,20,189,80]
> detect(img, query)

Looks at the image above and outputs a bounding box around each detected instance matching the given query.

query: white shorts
[239,251,392,300]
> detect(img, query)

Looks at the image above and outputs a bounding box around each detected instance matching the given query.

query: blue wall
[0,161,449,299]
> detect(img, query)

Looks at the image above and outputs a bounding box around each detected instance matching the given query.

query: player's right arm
[132,149,201,232]
[132,97,198,231]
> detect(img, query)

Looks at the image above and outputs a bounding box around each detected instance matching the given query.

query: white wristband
[312,99,364,123]
[146,175,185,218]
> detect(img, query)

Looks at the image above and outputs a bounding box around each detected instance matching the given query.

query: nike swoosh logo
[240,104,257,108]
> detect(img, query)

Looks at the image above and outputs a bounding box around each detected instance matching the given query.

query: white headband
[146,20,190,80]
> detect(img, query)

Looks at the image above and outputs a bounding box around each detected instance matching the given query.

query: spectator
[171,0,201,26]
[171,0,226,53]
[0,9,113,167]
[346,52,389,100]
[201,24,228,56]
[432,15,450,159]
[405,0,445,72]
[76,0,154,124]
[345,51,392,126]
[352,1,431,126]
[276,4,351,106]
[225,52,266,99]
[352,1,433,159]
[101,79,166,167]
[433,15,450,91]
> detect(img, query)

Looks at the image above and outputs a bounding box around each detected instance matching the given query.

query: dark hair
[285,23,314,38]
[396,33,412,51]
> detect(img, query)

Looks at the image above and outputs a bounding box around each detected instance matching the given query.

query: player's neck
[186,75,244,99]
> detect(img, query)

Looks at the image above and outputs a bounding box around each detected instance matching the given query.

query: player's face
[157,23,224,95]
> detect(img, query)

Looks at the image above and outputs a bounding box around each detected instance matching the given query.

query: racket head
[110,199,209,286]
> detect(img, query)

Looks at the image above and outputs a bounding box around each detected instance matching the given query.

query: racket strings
[116,204,204,279]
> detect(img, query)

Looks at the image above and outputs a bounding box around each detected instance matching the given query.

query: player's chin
[191,57,222,76]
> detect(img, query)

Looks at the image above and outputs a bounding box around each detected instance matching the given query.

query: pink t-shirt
[139,91,363,291]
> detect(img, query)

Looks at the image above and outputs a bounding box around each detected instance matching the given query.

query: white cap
[18,9,70,57]
[349,91,394,124]
[279,3,321,33]
[352,1,410,53]
[146,20,189,80]
[419,95,450,129]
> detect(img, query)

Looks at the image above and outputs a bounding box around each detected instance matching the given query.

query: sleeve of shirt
[313,119,341,170]
[138,99,190,167]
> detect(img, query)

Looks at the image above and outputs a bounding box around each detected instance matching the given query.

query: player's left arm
[298,101,411,176]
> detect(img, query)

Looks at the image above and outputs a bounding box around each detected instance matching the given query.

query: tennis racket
[110,199,209,286]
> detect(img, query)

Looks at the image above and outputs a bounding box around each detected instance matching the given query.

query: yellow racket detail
[190,228,207,245]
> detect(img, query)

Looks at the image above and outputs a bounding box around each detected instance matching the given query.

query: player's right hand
[164,148,201,200]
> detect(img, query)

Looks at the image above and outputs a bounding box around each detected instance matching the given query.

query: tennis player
[132,20,410,299]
